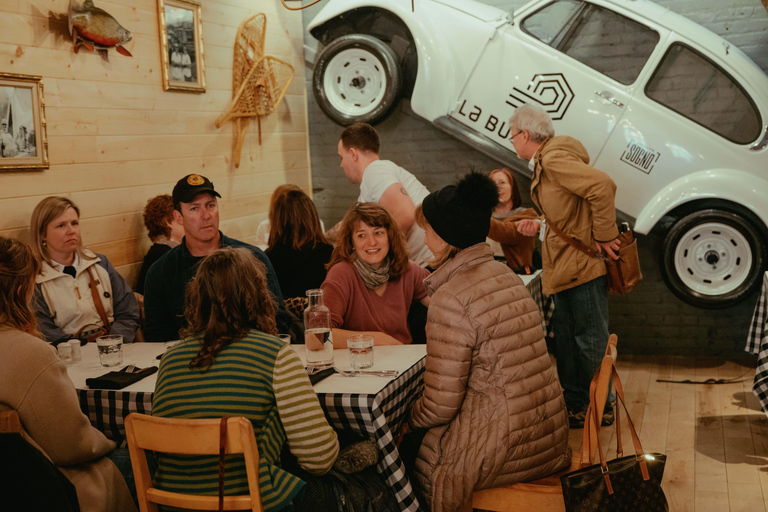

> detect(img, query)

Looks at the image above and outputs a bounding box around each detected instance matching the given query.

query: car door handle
[595,91,624,108]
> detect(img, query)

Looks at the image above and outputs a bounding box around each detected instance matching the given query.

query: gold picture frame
[0,72,48,171]
[158,0,206,92]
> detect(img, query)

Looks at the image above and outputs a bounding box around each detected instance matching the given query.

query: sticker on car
[620,140,661,174]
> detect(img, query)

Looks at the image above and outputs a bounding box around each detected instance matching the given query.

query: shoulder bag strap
[545,217,603,259]
[86,267,111,331]
[219,416,229,512]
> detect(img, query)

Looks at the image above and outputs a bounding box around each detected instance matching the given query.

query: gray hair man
[511,103,621,428]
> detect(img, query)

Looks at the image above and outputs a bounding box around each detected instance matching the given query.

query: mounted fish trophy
[68,0,132,62]
[215,14,294,168]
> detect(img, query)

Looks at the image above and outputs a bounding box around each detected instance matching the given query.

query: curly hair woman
[151,247,338,511]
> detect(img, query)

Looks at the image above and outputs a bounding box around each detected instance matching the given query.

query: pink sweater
[321,261,429,344]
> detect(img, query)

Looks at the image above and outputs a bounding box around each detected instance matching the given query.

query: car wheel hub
[323,49,386,117]
[674,222,752,296]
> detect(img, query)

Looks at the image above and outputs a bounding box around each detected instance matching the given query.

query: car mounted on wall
[308,0,768,309]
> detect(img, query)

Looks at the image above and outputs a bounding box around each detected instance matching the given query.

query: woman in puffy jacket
[404,171,570,512]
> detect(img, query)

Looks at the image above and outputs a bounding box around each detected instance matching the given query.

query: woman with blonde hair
[152,247,338,510]
[486,167,539,269]
[321,202,430,346]
[265,185,333,316]
[30,196,139,345]
[0,237,137,512]
[403,171,569,512]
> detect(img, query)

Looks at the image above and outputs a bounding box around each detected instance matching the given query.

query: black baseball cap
[172,174,221,207]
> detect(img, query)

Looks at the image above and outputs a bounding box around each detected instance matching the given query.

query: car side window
[646,43,761,144]
[522,1,659,85]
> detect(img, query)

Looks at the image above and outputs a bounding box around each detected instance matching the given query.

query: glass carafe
[304,289,334,369]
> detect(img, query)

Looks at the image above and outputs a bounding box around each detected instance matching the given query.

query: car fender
[634,169,768,235]
[308,0,500,122]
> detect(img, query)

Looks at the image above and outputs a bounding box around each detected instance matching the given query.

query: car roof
[432,0,503,21]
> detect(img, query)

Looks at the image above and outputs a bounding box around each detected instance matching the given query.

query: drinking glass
[278,333,291,344]
[57,341,73,366]
[347,334,374,370]
[96,335,123,367]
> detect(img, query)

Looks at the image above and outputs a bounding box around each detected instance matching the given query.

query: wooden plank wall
[0,0,312,286]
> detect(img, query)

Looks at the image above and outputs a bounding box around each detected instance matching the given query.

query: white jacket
[35,250,139,343]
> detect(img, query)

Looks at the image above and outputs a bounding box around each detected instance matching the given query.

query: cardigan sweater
[321,260,429,344]
[152,330,339,511]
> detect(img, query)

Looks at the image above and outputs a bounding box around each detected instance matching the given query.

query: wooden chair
[125,413,264,512]
[464,334,619,512]
[0,409,22,433]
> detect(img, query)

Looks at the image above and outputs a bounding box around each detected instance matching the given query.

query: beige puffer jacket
[409,244,570,512]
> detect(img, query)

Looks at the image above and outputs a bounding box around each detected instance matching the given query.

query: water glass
[347,334,374,370]
[57,341,73,366]
[96,335,123,367]
[278,333,291,344]
[70,339,82,363]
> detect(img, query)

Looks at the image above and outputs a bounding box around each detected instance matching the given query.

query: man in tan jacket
[513,104,621,429]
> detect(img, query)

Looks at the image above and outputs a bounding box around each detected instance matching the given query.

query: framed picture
[158,0,206,92]
[0,72,48,171]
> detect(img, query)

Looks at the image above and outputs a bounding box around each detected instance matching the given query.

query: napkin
[308,367,334,385]
[85,365,158,390]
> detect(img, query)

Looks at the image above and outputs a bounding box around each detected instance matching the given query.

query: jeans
[107,447,158,507]
[552,275,613,413]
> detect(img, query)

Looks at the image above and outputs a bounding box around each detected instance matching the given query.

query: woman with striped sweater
[152,247,339,511]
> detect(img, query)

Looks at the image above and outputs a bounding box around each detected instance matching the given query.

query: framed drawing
[158,0,206,92]
[0,73,48,171]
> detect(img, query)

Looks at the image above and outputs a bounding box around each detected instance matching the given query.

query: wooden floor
[568,354,767,512]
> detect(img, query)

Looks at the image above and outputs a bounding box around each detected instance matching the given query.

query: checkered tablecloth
[75,343,427,511]
[745,272,768,415]
[77,389,152,446]
[318,358,426,512]
[524,271,555,339]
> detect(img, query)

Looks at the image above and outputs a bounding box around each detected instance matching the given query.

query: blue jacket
[143,232,291,342]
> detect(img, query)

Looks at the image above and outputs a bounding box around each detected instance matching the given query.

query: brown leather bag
[75,267,111,342]
[547,220,642,295]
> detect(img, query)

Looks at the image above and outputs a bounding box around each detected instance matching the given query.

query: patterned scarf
[353,255,391,290]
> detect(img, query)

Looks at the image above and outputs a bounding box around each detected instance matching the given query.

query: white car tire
[313,34,403,126]
[660,209,765,309]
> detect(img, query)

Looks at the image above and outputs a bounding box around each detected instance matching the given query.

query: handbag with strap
[560,362,668,511]
[547,220,642,295]
[73,267,112,343]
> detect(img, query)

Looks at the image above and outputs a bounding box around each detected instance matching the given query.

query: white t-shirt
[358,160,433,267]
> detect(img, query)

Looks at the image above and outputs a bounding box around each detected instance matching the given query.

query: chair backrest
[0,410,22,434]
[582,333,619,465]
[125,413,264,512]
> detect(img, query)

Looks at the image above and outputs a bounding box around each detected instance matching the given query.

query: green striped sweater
[152,330,339,511]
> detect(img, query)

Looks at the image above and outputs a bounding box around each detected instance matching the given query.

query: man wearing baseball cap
[143,174,291,341]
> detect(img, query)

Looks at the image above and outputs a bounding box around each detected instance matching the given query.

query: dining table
[69,341,427,512]
[68,271,549,511]
[521,269,554,339]
[745,271,768,415]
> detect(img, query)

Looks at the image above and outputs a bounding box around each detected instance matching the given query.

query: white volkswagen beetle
[309,0,768,309]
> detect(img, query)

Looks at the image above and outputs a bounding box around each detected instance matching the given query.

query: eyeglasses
[509,130,524,142]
